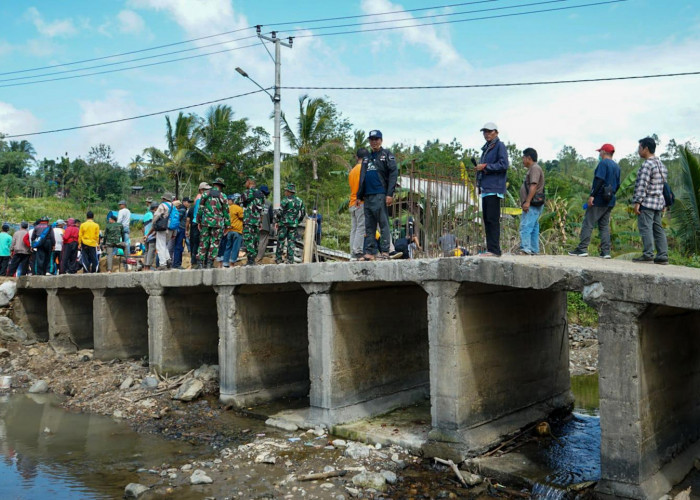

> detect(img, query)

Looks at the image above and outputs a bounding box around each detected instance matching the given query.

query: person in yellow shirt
[78,211,100,273]
[222,194,244,267]
[349,148,368,259]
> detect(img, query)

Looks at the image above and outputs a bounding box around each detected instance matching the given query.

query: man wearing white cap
[475,122,509,256]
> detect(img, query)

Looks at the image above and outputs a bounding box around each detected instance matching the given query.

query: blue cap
[259,185,270,196]
[368,130,383,139]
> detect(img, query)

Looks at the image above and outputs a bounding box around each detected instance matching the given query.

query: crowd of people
[0,127,673,277]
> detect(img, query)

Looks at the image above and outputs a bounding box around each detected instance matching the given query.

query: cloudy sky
[0,0,698,166]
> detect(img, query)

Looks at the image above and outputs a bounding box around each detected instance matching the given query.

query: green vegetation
[1,98,699,266]
[567,292,599,327]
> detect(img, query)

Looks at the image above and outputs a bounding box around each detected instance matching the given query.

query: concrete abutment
[595,300,700,499]
[12,288,48,341]
[47,288,94,354]
[92,288,149,361]
[218,284,309,406]
[422,281,571,461]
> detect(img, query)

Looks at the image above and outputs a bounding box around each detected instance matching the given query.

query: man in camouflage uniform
[275,183,306,264]
[196,177,230,269]
[240,175,264,266]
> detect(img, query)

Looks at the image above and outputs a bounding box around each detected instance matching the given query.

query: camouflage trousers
[275,225,297,263]
[243,222,260,259]
[198,225,223,263]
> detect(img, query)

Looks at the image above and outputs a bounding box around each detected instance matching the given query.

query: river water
[0,375,601,499]
[0,393,210,499]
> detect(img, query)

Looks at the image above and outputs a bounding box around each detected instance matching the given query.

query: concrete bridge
[12,257,700,499]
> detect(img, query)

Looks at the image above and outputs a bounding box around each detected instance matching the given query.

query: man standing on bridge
[569,144,620,258]
[358,130,398,261]
[240,175,264,266]
[196,178,230,269]
[275,183,306,265]
[475,122,509,257]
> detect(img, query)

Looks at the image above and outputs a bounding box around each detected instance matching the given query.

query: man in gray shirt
[438,229,457,257]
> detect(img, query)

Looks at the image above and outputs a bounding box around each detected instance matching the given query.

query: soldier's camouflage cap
[285,183,296,193]
[212,177,225,187]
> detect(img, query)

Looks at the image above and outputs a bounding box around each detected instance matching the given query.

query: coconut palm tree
[140,113,200,199]
[673,146,700,254]
[281,94,345,182]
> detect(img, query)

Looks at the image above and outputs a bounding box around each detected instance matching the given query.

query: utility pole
[257,27,293,210]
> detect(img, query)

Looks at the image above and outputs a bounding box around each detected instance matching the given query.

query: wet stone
[173,379,204,402]
[124,483,149,498]
[28,380,48,393]
[141,377,159,389]
[351,472,387,492]
[381,470,397,484]
[190,469,213,485]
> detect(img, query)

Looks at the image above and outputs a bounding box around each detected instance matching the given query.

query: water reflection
[571,374,599,416]
[0,394,207,499]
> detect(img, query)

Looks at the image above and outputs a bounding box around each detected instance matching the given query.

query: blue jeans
[222,231,242,265]
[519,204,543,254]
[172,227,186,268]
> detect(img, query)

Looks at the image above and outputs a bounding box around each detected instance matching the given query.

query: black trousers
[0,256,9,276]
[190,227,200,265]
[61,242,78,274]
[82,245,98,273]
[482,195,502,255]
[8,253,29,277]
[34,249,50,275]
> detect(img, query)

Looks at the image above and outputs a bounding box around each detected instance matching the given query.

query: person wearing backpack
[79,211,100,273]
[31,216,56,275]
[569,144,620,258]
[275,183,306,265]
[632,137,669,264]
[8,222,30,276]
[150,193,175,270]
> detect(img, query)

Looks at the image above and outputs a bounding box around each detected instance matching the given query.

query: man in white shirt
[117,200,131,252]
[51,220,65,274]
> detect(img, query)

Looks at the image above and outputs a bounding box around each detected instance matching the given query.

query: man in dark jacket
[475,122,509,256]
[31,216,56,275]
[357,130,398,260]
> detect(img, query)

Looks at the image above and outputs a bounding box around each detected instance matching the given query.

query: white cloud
[360,0,464,68]
[0,102,42,137]
[25,7,77,38]
[117,10,146,34]
[128,0,244,35]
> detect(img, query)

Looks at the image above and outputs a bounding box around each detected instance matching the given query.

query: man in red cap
[568,144,620,258]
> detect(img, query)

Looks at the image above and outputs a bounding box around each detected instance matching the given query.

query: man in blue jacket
[475,122,509,256]
[569,144,621,258]
[357,130,398,260]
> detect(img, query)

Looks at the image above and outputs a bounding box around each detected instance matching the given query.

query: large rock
[173,379,203,402]
[194,364,219,381]
[0,281,16,307]
[265,417,298,432]
[190,469,213,485]
[344,442,371,460]
[120,376,134,390]
[351,472,387,492]
[0,316,27,343]
[124,483,149,498]
[141,376,159,389]
[28,380,49,394]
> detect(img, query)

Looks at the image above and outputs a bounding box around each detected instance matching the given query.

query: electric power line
[0,34,259,83]
[0,43,260,89]
[0,0,497,77]
[293,0,627,39]
[275,0,573,34]
[281,71,700,91]
[6,70,698,139]
[4,88,272,139]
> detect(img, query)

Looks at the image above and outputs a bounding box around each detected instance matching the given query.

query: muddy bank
[0,324,599,499]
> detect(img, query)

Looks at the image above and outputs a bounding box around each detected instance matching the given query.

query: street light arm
[235,67,274,102]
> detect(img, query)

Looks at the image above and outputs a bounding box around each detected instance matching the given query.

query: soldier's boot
[246,256,256,266]
[205,258,214,269]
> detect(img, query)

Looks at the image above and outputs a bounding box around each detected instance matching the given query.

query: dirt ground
[0,323,599,499]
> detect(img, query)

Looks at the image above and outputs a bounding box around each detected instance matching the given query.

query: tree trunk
[312,157,318,181]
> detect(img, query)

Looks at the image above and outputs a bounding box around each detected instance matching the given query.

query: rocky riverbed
[0,322,599,499]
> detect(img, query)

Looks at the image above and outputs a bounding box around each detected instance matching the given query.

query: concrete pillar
[595,300,700,499]
[422,281,571,461]
[11,289,49,341]
[92,288,148,361]
[48,289,94,354]
[219,284,309,407]
[305,283,430,426]
[147,285,219,375]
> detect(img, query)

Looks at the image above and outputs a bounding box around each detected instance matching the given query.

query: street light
[235,30,293,210]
